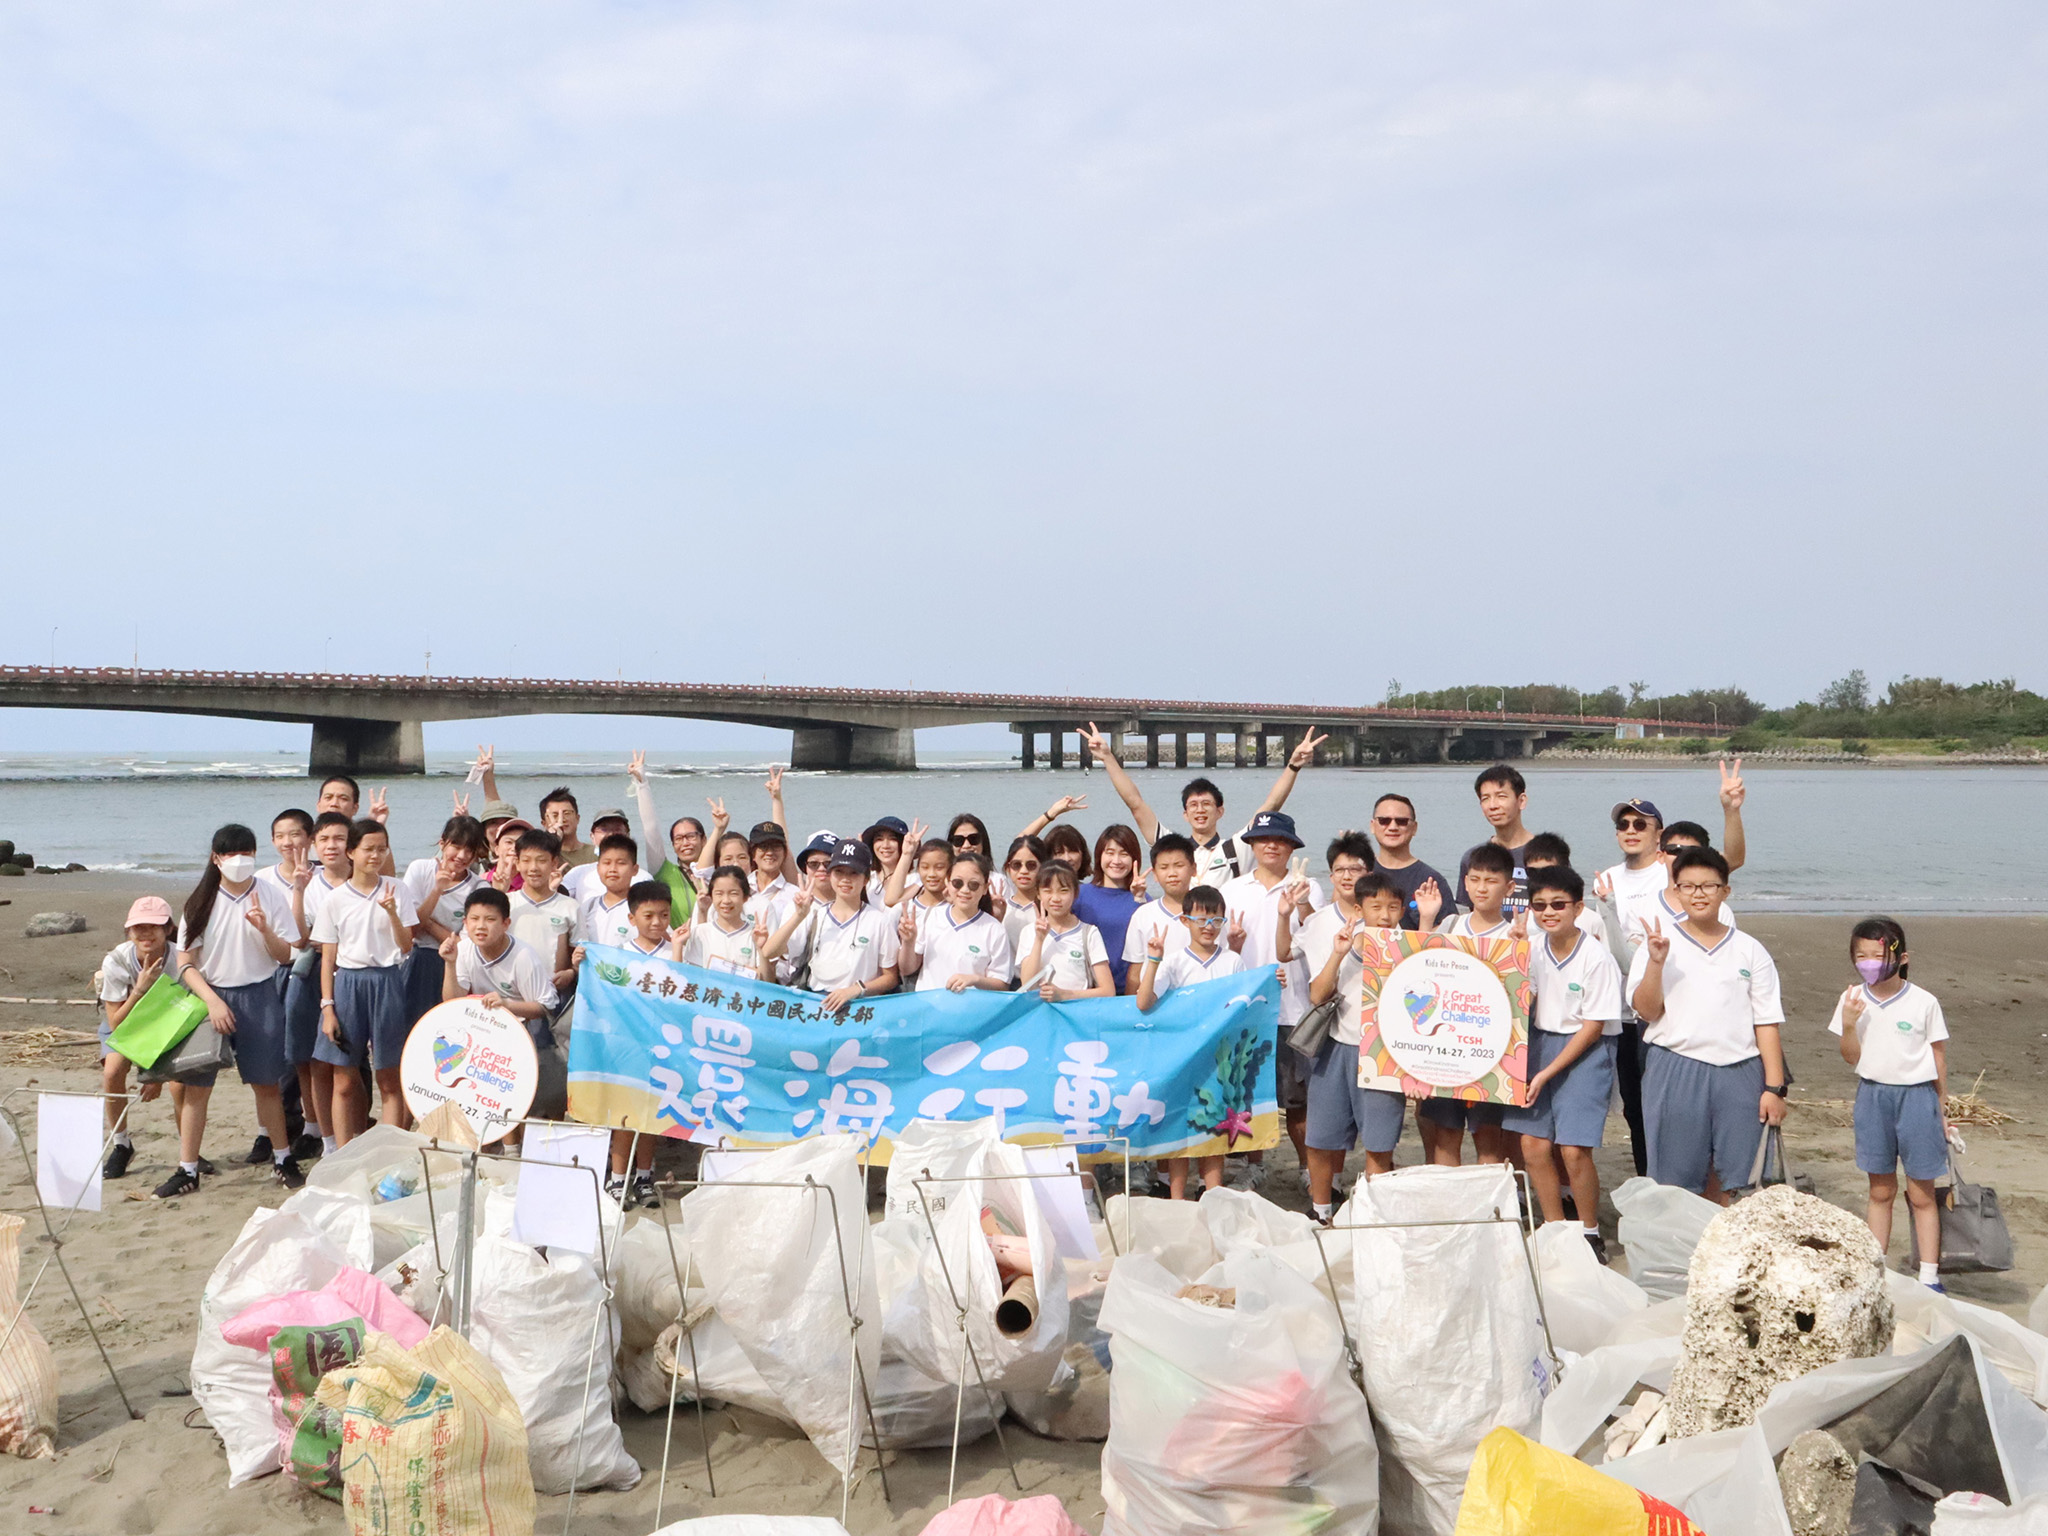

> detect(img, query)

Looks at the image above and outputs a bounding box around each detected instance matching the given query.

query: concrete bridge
[0,666,1713,773]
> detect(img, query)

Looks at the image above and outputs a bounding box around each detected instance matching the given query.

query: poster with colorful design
[1355,927,1531,1106]
[565,948,1281,1164]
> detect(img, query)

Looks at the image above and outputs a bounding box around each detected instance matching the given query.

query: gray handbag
[138,1019,234,1082]
[1287,993,1344,1059]
[1744,1124,1817,1197]
[1909,1156,2014,1274]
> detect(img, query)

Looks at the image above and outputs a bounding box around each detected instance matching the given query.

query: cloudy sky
[3,3,2043,750]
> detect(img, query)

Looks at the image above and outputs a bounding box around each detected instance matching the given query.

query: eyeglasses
[1187,915,1225,927]
[1675,882,1725,896]
[1616,816,1655,833]
[950,833,982,847]
[1373,816,1413,828]
[1527,899,1573,912]
[948,878,984,892]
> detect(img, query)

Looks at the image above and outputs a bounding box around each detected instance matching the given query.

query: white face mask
[217,854,257,883]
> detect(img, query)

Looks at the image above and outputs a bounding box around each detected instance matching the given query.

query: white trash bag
[687,1133,882,1476]
[1349,1163,1547,1536]
[1611,1176,1720,1300]
[1533,1220,1648,1356]
[1099,1249,1378,1536]
[193,1205,371,1486]
[1103,1194,1218,1282]
[1934,1492,2048,1533]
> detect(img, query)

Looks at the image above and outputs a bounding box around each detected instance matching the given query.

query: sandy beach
[0,873,2042,1533]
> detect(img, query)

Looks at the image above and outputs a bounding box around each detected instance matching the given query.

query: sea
[0,750,2042,915]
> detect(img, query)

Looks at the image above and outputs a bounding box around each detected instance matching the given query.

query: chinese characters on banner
[565,949,1282,1163]
[1356,928,1531,1106]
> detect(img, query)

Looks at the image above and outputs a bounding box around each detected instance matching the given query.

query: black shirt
[1375,859,1458,930]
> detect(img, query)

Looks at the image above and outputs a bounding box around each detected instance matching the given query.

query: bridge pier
[310,718,424,776]
[1203,730,1217,768]
[790,724,917,772]
[1019,729,1035,769]
[1144,731,1159,769]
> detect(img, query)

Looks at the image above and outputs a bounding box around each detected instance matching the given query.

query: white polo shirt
[1295,904,1367,1045]
[310,877,420,971]
[1601,860,1670,946]
[562,860,652,903]
[401,859,484,952]
[1438,911,1514,944]
[787,902,900,994]
[1188,827,1251,891]
[452,935,559,1011]
[297,868,349,944]
[576,888,638,949]
[681,917,764,977]
[1626,925,1784,1065]
[1122,897,1192,973]
[1152,944,1245,997]
[99,940,150,1004]
[915,909,1014,992]
[1021,919,1108,992]
[1532,931,1625,1037]
[1620,885,1736,951]
[1222,872,1325,1027]
[1828,982,1947,1086]
[180,880,295,988]
[508,889,578,972]
[255,865,308,944]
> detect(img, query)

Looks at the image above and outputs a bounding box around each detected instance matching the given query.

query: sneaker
[1926,1280,1947,1294]
[291,1133,324,1162]
[630,1172,659,1209]
[274,1157,307,1191]
[604,1172,627,1205]
[195,1156,218,1177]
[1584,1232,1611,1267]
[153,1167,201,1200]
[103,1142,134,1180]
[243,1136,274,1166]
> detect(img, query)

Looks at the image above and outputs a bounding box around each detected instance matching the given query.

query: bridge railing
[0,666,1716,731]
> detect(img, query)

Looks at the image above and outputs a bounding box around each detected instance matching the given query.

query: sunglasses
[1373,815,1413,827]
[1007,859,1040,872]
[950,833,982,846]
[948,878,984,892]
[1527,899,1573,912]
[1616,816,1656,833]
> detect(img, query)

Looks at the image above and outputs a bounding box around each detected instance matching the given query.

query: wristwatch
[1762,1083,1788,1098]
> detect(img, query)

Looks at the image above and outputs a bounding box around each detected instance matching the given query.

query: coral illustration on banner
[1356,927,1530,1105]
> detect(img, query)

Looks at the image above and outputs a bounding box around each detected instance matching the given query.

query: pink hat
[124,895,174,928]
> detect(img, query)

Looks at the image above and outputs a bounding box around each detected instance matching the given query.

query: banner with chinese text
[1356,927,1531,1106]
[565,948,1281,1163]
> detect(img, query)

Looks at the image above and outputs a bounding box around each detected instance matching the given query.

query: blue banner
[565,947,1281,1162]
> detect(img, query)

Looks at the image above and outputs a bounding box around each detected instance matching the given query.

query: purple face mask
[1854,957,1894,985]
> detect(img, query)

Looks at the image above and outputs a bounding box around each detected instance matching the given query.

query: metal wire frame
[1306,1166,1563,1395]
[0,1088,140,1422]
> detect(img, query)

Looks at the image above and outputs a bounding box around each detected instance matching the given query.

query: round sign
[1375,946,1515,1088]
[400,997,539,1145]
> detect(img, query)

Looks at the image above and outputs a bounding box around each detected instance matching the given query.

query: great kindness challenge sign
[1356,929,1531,1107]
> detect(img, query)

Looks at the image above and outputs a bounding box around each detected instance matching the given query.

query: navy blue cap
[827,839,874,874]
[1610,798,1663,826]
[867,816,909,838]
[1244,810,1304,849]
[797,831,838,865]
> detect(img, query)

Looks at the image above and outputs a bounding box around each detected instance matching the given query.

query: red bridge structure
[0,666,1711,774]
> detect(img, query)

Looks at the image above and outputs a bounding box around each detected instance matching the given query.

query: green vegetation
[1385,673,2047,753]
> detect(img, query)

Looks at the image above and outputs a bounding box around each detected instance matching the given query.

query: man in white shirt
[1627,847,1788,1203]
[1222,810,1323,1179]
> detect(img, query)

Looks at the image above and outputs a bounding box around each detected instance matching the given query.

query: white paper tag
[1021,1144,1098,1261]
[510,1123,612,1254]
[37,1093,102,1213]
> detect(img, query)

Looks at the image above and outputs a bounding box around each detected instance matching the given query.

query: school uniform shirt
[561,861,652,904]
[99,941,149,1004]
[1625,925,1784,1066]
[1295,904,1366,1045]
[1022,919,1109,992]
[1576,905,1609,945]
[1221,872,1325,1028]
[1609,868,1736,952]
[1828,982,1947,1086]
[400,859,484,952]
[1152,945,1246,996]
[1189,828,1251,892]
[915,909,1015,992]
[310,877,421,971]
[1122,898,1193,973]
[1438,911,1515,944]
[1531,931,1625,1037]
[999,898,1039,956]
[681,918,765,977]
[576,888,638,949]
[254,864,308,943]
[452,935,560,1011]
[786,903,900,994]
[744,875,798,931]
[508,889,578,972]
[179,880,297,987]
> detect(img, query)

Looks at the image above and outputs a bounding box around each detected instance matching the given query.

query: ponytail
[182,823,258,951]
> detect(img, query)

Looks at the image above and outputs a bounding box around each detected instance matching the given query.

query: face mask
[1854,957,1895,985]
[218,854,257,883]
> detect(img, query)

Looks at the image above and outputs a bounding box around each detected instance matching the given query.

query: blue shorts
[1641,1044,1765,1195]
[219,974,289,1087]
[1854,1080,1947,1181]
[1419,1096,1505,1133]
[283,969,324,1069]
[403,947,445,1025]
[1502,1033,1615,1149]
[1304,1039,1407,1154]
[313,965,410,1071]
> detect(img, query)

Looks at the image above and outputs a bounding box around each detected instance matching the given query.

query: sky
[2,3,2045,753]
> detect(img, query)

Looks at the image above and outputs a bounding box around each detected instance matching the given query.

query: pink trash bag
[919,1494,1091,1536]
